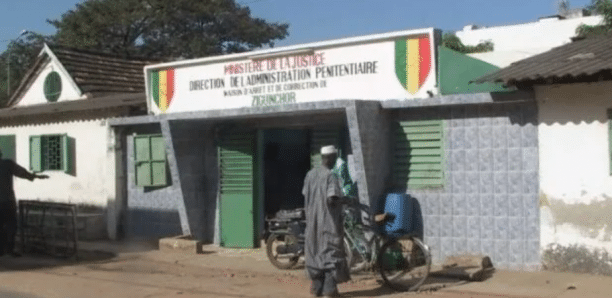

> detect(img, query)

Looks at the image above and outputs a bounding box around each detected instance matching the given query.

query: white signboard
[147,30,437,114]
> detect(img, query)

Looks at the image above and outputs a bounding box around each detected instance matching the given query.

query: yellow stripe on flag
[406,39,420,94]
[159,70,168,111]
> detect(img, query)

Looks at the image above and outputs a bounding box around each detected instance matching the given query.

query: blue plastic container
[383,193,414,237]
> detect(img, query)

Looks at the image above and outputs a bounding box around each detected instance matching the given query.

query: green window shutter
[150,135,167,186]
[134,135,152,186]
[30,136,42,172]
[61,134,74,175]
[0,135,16,161]
[134,134,167,187]
[394,120,445,188]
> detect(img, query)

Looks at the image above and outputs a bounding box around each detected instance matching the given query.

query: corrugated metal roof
[8,46,156,107]
[474,34,612,85]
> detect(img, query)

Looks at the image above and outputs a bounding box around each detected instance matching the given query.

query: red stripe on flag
[418,36,431,87]
[166,69,174,106]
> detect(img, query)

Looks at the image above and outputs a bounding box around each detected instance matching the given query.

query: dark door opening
[263,129,310,219]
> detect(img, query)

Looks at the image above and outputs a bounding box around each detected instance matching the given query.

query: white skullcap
[320,145,338,155]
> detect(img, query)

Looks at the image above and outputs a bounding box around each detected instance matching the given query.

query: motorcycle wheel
[266,233,300,269]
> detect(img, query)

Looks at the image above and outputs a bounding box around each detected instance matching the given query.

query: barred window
[30,134,73,174]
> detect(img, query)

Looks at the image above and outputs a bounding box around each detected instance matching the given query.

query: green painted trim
[392,119,446,189]
[399,120,442,127]
[43,71,62,102]
[438,46,510,95]
[134,134,167,187]
[30,136,42,172]
[0,135,16,161]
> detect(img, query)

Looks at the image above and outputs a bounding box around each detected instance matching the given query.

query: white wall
[536,81,612,253]
[17,60,84,106]
[0,120,116,207]
[457,16,603,67]
[537,82,612,201]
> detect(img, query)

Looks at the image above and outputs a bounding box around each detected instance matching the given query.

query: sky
[0,0,596,53]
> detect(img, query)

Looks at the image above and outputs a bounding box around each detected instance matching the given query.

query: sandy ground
[0,242,611,298]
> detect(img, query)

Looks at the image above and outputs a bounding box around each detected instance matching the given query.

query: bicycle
[342,200,431,292]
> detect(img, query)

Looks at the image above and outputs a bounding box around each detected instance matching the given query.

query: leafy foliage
[47,0,289,59]
[0,33,54,107]
[0,0,288,107]
[542,244,612,276]
[577,0,612,37]
[441,33,494,54]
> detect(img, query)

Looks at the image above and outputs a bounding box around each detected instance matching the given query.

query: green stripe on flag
[150,71,160,108]
[395,39,407,88]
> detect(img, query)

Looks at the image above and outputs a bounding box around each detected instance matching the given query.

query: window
[393,120,445,188]
[134,134,167,187]
[0,135,16,161]
[43,71,62,102]
[30,134,73,174]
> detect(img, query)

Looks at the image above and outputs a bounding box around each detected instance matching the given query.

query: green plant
[542,244,612,276]
[577,0,612,37]
[441,33,494,54]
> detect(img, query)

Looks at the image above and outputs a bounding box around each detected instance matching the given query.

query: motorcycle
[265,208,306,269]
[264,207,355,270]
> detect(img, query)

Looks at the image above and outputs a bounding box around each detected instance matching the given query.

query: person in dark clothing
[302,145,351,297]
[0,149,48,256]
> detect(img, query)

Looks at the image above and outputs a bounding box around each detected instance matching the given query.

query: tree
[441,33,494,54]
[48,0,289,59]
[577,0,612,37]
[0,33,54,107]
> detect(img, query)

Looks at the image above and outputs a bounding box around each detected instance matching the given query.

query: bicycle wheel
[377,237,431,292]
[266,234,300,269]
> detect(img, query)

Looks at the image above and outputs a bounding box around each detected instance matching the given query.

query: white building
[0,45,149,239]
[457,12,603,67]
[475,34,612,254]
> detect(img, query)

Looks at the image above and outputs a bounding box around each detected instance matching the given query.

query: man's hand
[35,174,49,179]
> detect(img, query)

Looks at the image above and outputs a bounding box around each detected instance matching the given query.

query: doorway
[262,129,311,220]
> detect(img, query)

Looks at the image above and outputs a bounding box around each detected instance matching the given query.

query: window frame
[134,134,168,187]
[43,71,62,103]
[30,134,71,174]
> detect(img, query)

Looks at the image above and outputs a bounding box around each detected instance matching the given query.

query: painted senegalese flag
[150,69,175,113]
[395,36,431,95]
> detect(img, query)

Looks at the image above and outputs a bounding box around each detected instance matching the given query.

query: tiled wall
[126,134,183,238]
[395,102,540,270]
[167,121,218,242]
[122,98,540,269]
[346,101,393,207]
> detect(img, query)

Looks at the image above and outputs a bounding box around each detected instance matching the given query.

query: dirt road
[0,248,497,298]
[2,244,610,298]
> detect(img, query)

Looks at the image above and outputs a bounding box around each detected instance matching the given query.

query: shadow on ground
[0,239,159,272]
